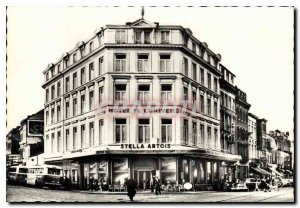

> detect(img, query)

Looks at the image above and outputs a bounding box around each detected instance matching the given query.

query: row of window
[236,106,248,123]
[220,92,235,111]
[45,118,219,154]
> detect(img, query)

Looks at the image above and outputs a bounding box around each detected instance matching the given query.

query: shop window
[199,162,205,183]
[115,54,126,72]
[138,119,150,143]
[213,162,218,181]
[161,158,176,185]
[161,84,172,104]
[159,54,171,72]
[137,54,149,72]
[191,160,197,183]
[161,119,172,143]
[112,158,128,185]
[98,160,107,181]
[71,169,78,183]
[115,119,127,144]
[182,159,189,182]
[206,161,212,183]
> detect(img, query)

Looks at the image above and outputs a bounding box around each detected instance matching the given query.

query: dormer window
[144,31,151,44]
[73,53,77,63]
[135,31,142,44]
[192,42,196,53]
[89,41,94,53]
[116,30,126,44]
[161,31,170,44]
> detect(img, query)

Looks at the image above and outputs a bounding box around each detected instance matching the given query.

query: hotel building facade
[42,18,241,190]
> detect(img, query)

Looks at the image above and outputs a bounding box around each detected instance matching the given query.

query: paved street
[6,185,294,203]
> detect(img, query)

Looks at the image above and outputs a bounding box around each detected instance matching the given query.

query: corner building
[42,18,241,190]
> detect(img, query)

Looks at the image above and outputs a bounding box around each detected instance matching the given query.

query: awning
[285,170,293,174]
[261,168,273,175]
[269,168,284,177]
[250,167,271,176]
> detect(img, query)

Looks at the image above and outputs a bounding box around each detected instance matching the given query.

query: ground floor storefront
[47,155,237,191]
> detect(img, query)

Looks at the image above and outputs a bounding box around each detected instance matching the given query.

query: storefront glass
[182,159,189,182]
[206,161,212,183]
[213,161,218,181]
[191,159,197,183]
[199,161,205,183]
[161,158,176,185]
[112,158,128,185]
[98,160,107,182]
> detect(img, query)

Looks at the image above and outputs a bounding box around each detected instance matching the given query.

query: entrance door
[138,170,151,190]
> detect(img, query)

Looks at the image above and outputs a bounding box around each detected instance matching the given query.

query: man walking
[126,178,138,202]
[155,177,161,195]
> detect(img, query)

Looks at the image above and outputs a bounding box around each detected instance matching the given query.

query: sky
[6,6,294,138]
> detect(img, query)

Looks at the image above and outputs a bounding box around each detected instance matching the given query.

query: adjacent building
[19,109,44,165]
[42,17,241,190]
[6,126,21,166]
[235,88,251,181]
[248,113,258,165]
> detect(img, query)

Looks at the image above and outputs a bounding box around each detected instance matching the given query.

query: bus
[26,165,63,188]
[7,165,28,185]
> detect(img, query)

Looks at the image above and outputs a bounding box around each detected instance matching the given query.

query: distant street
[6,185,294,203]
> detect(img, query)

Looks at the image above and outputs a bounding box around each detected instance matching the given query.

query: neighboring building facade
[6,126,21,166]
[42,18,241,190]
[257,118,270,169]
[235,88,251,181]
[19,109,44,165]
[248,113,258,165]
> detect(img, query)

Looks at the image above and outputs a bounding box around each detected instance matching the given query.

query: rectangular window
[115,54,126,72]
[161,31,170,44]
[51,108,54,124]
[81,68,85,85]
[183,57,188,76]
[214,128,218,149]
[192,91,197,109]
[161,84,172,104]
[192,121,197,145]
[192,63,197,81]
[73,98,77,116]
[99,120,103,145]
[137,54,149,72]
[57,131,61,153]
[51,133,54,153]
[81,125,85,148]
[66,129,70,151]
[138,119,150,143]
[89,41,93,53]
[207,73,211,89]
[46,111,49,126]
[45,135,49,153]
[73,127,77,150]
[213,77,218,92]
[66,101,70,119]
[207,54,211,64]
[200,124,205,146]
[65,77,70,92]
[138,85,150,105]
[115,84,127,103]
[200,68,204,85]
[89,122,94,146]
[57,64,60,72]
[89,62,94,81]
[183,119,189,144]
[214,101,218,118]
[46,89,49,102]
[160,54,171,72]
[183,87,188,106]
[57,105,61,122]
[116,30,126,44]
[207,127,211,147]
[144,31,151,44]
[207,97,211,116]
[80,94,85,114]
[73,73,77,89]
[135,31,142,44]
[99,57,104,75]
[51,85,55,100]
[57,82,61,97]
[200,94,204,113]
[115,119,127,144]
[161,119,172,143]
[89,90,94,110]
[99,87,103,106]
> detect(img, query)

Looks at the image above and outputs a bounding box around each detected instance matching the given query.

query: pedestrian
[125,178,138,202]
[99,177,104,192]
[150,177,154,192]
[89,177,94,191]
[155,177,161,195]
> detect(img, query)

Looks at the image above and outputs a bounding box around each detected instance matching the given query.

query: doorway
[137,170,151,190]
